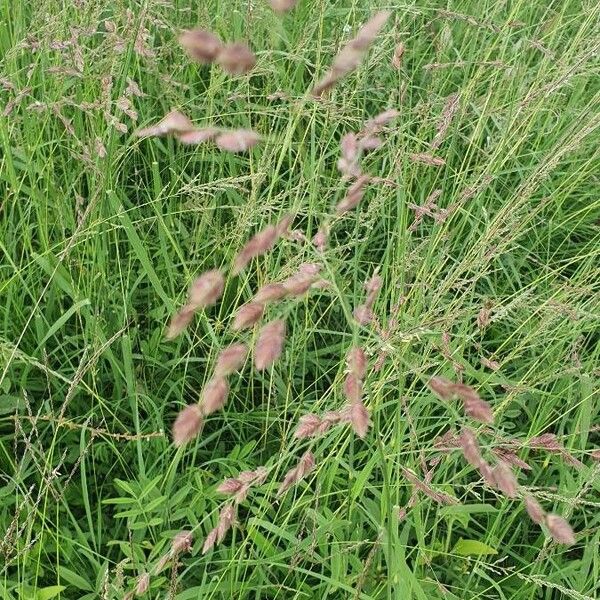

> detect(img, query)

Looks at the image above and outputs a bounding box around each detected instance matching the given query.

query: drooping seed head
[135,110,194,138]
[179,29,222,63]
[214,343,247,376]
[392,42,405,69]
[172,530,193,554]
[347,347,367,379]
[177,127,220,145]
[165,306,195,340]
[277,451,315,496]
[200,377,230,415]
[216,503,236,543]
[492,461,518,498]
[188,269,225,309]
[232,302,264,330]
[409,152,446,167]
[312,228,328,252]
[348,400,370,438]
[172,404,203,446]
[311,11,391,97]
[366,108,400,130]
[460,428,482,467]
[254,283,288,303]
[135,573,150,596]
[546,514,576,545]
[428,376,455,400]
[275,213,294,236]
[491,447,531,470]
[353,304,374,325]
[453,383,494,424]
[295,413,322,439]
[255,319,286,370]
[233,225,278,274]
[216,42,256,75]
[343,373,363,403]
[215,128,261,152]
[336,174,371,214]
[524,495,546,525]
[216,478,244,495]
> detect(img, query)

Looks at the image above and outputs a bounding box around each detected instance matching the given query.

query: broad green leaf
[57,567,92,591]
[452,538,498,556]
[37,586,66,600]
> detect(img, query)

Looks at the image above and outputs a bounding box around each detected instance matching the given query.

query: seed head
[347,347,367,379]
[216,42,256,75]
[269,0,297,12]
[277,451,315,496]
[392,42,405,69]
[135,573,150,596]
[200,377,230,415]
[172,404,203,446]
[343,373,363,404]
[172,530,193,554]
[232,302,264,331]
[492,461,518,498]
[233,224,279,273]
[428,376,455,400]
[460,428,482,467]
[524,495,546,525]
[135,110,194,138]
[255,319,286,370]
[179,29,222,63]
[546,514,576,545]
[214,343,248,376]
[215,128,261,152]
[177,127,220,145]
[336,174,371,214]
[347,400,370,438]
[188,269,225,309]
[254,283,288,303]
[165,306,195,340]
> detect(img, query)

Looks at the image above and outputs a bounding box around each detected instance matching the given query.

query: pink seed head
[215,128,261,153]
[216,42,256,75]
[312,228,328,252]
[294,413,322,439]
[254,283,288,303]
[200,377,230,415]
[217,478,244,495]
[172,404,203,446]
[343,373,363,403]
[188,269,225,309]
[172,530,193,554]
[177,127,220,145]
[231,302,264,331]
[135,573,150,596]
[353,304,374,325]
[135,110,194,138]
[179,29,222,63]
[336,175,371,214]
[348,400,370,438]
[524,495,546,525]
[546,514,576,545]
[347,347,367,379]
[269,0,297,12]
[428,376,455,400]
[214,343,247,376]
[460,428,482,467]
[491,461,518,498]
[165,306,195,340]
[254,319,286,370]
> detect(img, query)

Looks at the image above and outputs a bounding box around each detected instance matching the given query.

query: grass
[1,0,599,598]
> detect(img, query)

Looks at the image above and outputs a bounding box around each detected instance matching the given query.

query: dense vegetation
[1,1,599,598]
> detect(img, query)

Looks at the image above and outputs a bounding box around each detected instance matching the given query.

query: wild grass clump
[1,1,598,598]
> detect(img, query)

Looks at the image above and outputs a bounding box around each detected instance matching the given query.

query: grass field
[1,0,599,598]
